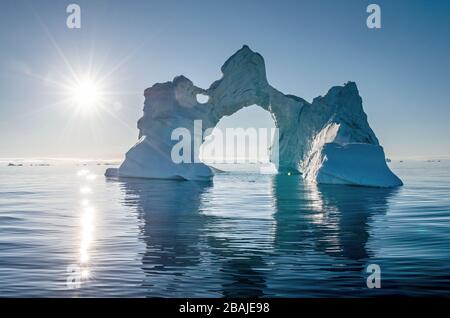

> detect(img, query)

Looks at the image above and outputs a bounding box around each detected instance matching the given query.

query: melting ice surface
[0,161,449,297]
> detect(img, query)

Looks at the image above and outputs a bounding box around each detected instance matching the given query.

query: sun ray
[31,8,80,84]
[17,1,180,157]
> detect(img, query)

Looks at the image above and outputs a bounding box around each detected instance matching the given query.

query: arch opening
[199,105,277,172]
[196,93,209,104]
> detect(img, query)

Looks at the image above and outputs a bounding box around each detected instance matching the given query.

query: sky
[0,0,449,159]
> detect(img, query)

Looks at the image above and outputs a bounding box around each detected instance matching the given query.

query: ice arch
[106,45,402,187]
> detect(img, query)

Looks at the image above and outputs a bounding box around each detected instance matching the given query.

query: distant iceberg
[106,45,402,188]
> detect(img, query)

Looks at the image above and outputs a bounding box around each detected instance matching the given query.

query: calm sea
[0,160,449,297]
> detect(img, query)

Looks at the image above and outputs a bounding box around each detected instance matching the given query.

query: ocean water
[0,161,449,297]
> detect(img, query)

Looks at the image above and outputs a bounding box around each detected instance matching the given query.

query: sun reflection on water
[80,206,94,264]
[75,169,98,285]
[80,186,92,194]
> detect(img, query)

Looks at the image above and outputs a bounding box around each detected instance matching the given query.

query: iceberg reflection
[199,176,275,297]
[118,178,211,295]
[118,175,274,297]
[114,173,398,297]
[272,174,398,261]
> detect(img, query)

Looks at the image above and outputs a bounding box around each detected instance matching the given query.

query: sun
[69,77,104,114]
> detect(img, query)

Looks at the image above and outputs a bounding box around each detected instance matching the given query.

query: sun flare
[69,78,104,114]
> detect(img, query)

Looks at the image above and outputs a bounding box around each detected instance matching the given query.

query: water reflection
[200,190,274,298]
[219,256,268,298]
[119,178,211,294]
[76,169,98,283]
[200,175,275,297]
[118,175,274,297]
[115,173,398,297]
[272,174,398,261]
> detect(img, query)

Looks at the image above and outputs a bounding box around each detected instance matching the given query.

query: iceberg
[106,45,402,187]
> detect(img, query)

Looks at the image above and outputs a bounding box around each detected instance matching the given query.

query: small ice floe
[7,163,23,167]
